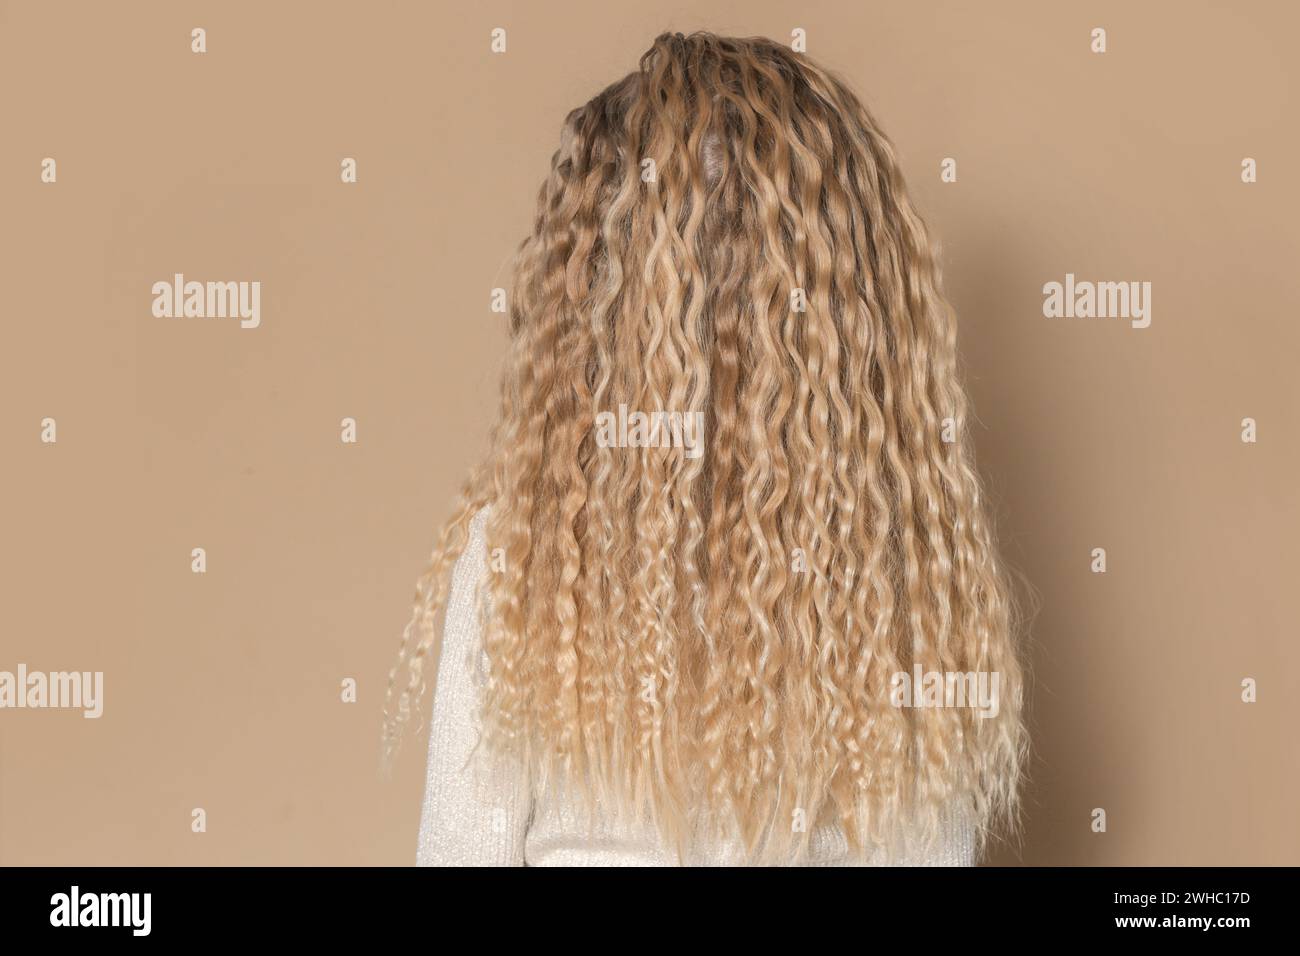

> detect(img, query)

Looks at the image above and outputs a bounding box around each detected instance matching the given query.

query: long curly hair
[385,31,1027,863]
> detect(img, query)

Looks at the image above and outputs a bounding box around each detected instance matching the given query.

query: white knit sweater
[416,509,977,867]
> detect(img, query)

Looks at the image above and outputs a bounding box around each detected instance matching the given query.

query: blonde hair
[386,31,1026,862]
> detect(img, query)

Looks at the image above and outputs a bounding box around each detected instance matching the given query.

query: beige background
[1,0,1296,865]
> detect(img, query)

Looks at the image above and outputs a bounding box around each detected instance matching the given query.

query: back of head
[389,31,1026,862]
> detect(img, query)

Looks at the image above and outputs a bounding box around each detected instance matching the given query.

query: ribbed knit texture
[417,509,977,867]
